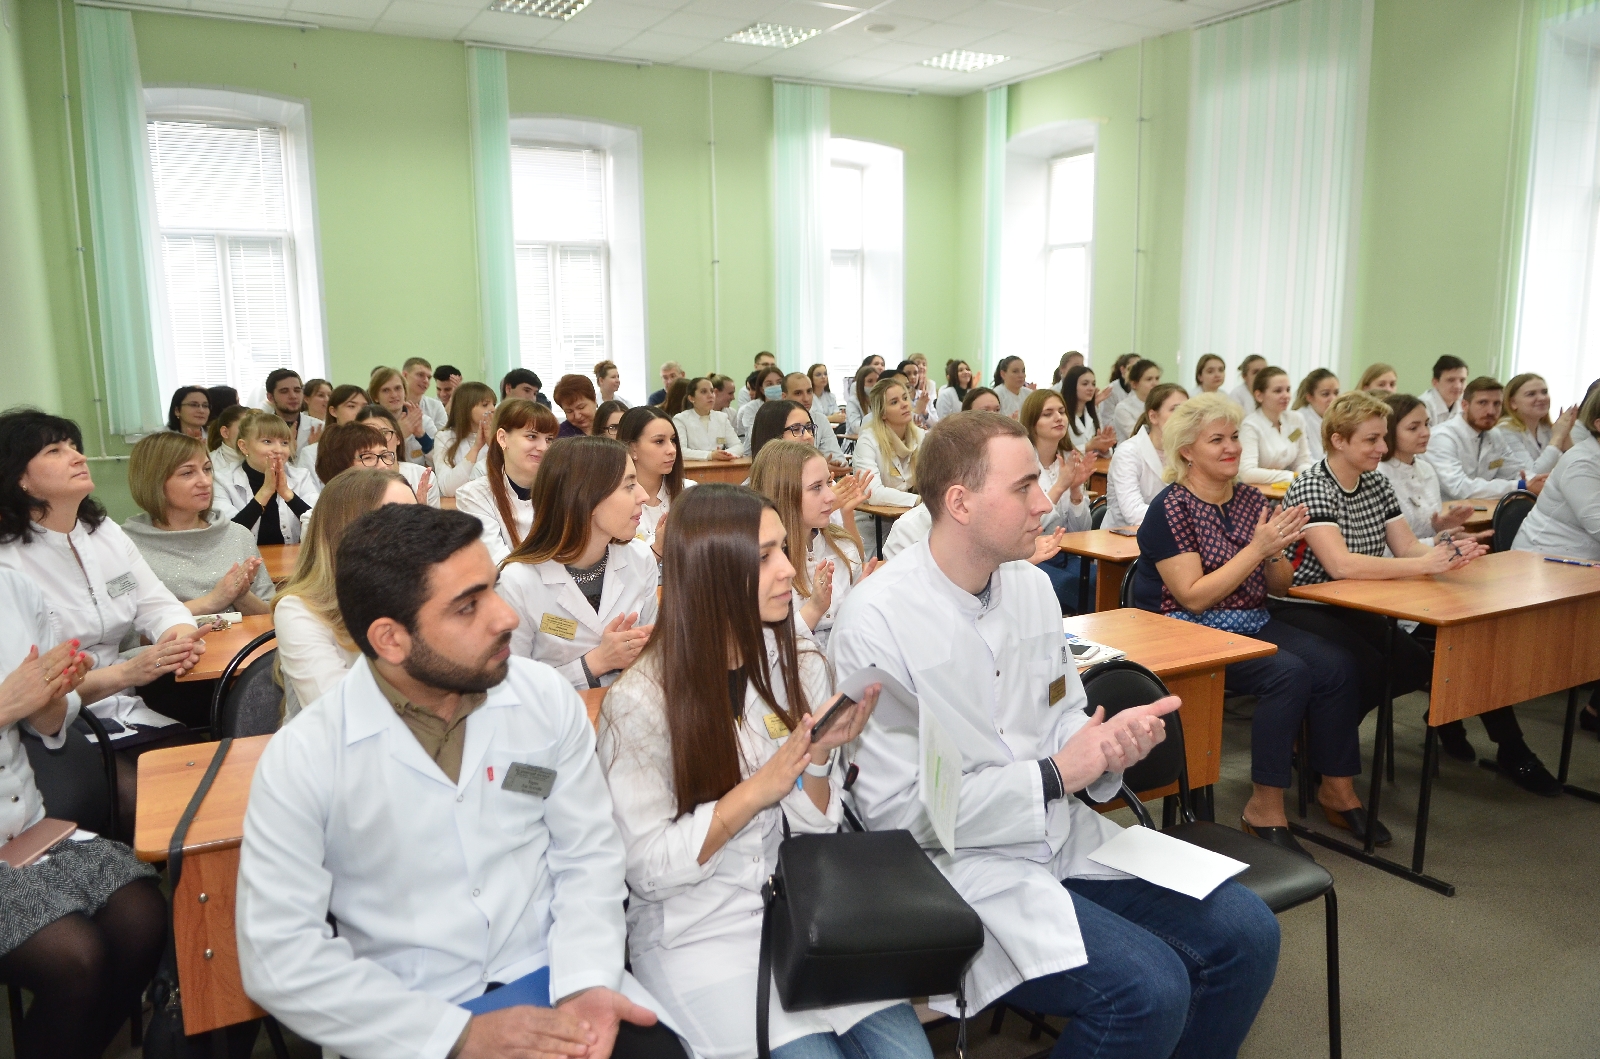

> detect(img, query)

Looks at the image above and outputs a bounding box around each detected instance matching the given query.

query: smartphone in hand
[810,694,858,741]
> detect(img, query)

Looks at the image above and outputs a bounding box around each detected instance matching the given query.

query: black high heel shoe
[1322,804,1392,846]
[1241,817,1312,859]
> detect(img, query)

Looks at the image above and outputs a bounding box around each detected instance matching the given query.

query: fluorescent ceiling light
[487,0,593,20]
[922,49,1010,72]
[725,22,821,48]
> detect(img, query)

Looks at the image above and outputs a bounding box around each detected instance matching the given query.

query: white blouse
[1104,427,1166,528]
[672,409,745,460]
[597,645,897,1059]
[1036,452,1094,534]
[1111,394,1144,443]
[1299,405,1326,461]
[1377,458,1444,547]
[1493,421,1561,476]
[1513,434,1600,560]
[935,386,964,420]
[996,384,1032,420]
[0,570,81,842]
[430,429,489,497]
[800,530,865,652]
[1067,407,1100,451]
[637,479,693,549]
[813,389,842,418]
[272,593,360,719]
[1239,409,1313,485]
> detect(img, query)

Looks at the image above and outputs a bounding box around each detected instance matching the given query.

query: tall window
[148,119,301,388]
[1043,151,1094,375]
[511,144,610,380]
[822,138,903,394]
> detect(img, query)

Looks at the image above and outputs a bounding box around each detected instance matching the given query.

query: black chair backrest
[21,714,117,836]
[1491,490,1536,553]
[1090,498,1109,530]
[209,630,283,738]
[1119,556,1140,609]
[1080,659,1189,805]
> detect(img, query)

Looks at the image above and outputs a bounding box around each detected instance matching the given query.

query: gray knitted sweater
[122,512,275,608]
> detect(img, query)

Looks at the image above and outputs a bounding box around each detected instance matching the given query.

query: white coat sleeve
[273,596,355,711]
[852,435,921,507]
[1533,444,1562,476]
[1420,431,1515,500]
[1238,421,1292,485]
[1290,431,1313,474]
[673,413,712,461]
[431,436,482,498]
[720,413,746,458]
[1560,457,1600,545]
[1104,447,1143,526]
[116,528,199,641]
[454,485,511,565]
[496,566,590,689]
[236,725,473,1059]
[1040,490,1091,534]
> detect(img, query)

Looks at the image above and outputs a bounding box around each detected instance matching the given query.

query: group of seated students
[0,340,1596,1059]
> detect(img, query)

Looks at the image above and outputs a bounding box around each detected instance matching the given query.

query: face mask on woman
[763,385,783,401]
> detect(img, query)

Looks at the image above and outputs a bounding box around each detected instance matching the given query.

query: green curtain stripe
[76,6,169,435]
[981,86,1007,372]
[772,82,829,372]
[467,46,519,386]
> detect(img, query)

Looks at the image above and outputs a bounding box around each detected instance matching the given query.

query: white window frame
[509,115,648,404]
[1000,120,1098,383]
[143,86,327,389]
[825,138,904,381]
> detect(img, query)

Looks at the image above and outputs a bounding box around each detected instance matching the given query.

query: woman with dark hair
[326,384,369,426]
[166,385,210,438]
[314,423,396,488]
[454,399,558,563]
[0,410,208,819]
[597,484,911,1059]
[431,380,497,496]
[1193,353,1227,395]
[992,355,1033,419]
[748,399,814,462]
[1292,368,1340,461]
[0,568,166,1059]
[935,359,973,419]
[1110,358,1163,442]
[497,437,659,690]
[846,364,880,435]
[553,373,600,438]
[1099,352,1141,417]
[1060,365,1116,455]
[808,363,843,421]
[207,403,251,473]
[618,405,690,549]
[735,367,786,443]
[595,399,628,438]
[1051,351,1084,386]
[673,377,742,460]
[302,378,332,424]
[353,405,439,506]
[204,384,239,422]
[961,387,1001,413]
[1239,367,1313,485]
[1228,354,1267,408]
[368,366,433,464]
[662,377,693,419]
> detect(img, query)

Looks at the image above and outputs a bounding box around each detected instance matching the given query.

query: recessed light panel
[487,0,593,20]
[922,49,1010,72]
[725,22,821,48]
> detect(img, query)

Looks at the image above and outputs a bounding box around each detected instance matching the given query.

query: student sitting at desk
[211,411,319,545]
[747,400,813,464]
[1020,388,1096,612]
[598,484,917,1059]
[1060,366,1117,456]
[783,371,849,466]
[1103,383,1187,528]
[1420,376,1548,501]
[935,359,972,420]
[832,411,1280,1059]
[847,365,880,435]
[851,377,925,556]
[617,407,691,550]
[431,381,497,497]
[1495,372,1577,477]
[456,400,557,564]
[353,406,441,507]
[239,504,681,1059]
[0,568,165,1059]
[497,438,658,691]
[1291,369,1340,462]
[1238,367,1314,485]
[1377,395,1489,546]
[1278,392,1560,795]
[672,377,743,461]
[1513,383,1600,563]
[1110,359,1164,443]
[735,368,786,446]
[1133,394,1374,852]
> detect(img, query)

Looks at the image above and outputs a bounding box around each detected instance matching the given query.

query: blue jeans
[1001,878,1280,1059]
[772,1003,933,1059]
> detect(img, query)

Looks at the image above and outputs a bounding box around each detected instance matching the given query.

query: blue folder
[460,967,551,1014]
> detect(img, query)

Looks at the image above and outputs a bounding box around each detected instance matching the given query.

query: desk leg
[873,514,885,561]
[1558,687,1600,804]
[1094,560,1127,612]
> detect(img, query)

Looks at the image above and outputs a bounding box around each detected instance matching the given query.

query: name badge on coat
[503,763,557,798]
[540,613,578,640]
[105,573,137,599]
[1488,459,1505,471]
[1288,429,1303,442]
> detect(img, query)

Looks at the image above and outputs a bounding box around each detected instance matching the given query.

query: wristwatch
[804,750,837,778]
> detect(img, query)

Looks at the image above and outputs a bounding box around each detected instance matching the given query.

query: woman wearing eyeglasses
[166,386,210,439]
[595,400,628,439]
[353,405,440,507]
[673,377,745,461]
[748,400,817,463]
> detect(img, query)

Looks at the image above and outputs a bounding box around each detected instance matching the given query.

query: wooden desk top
[1064,607,1277,677]
[257,544,299,584]
[1287,549,1600,625]
[177,614,275,683]
[134,735,270,861]
[1461,497,1496,532]
[683,458,752,471]
[1057,528,1140,563]
[858,503,913,518]
[1259,481,1290,500]
[1093,457,1110,476]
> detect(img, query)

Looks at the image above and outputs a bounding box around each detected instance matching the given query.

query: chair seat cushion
[1165,821,1333,913]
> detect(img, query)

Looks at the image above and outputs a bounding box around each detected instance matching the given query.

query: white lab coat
[1377,458,1444,547]
[829,540,1126,1015]
[402,410,441,466]
[272,594,360,719]
[289,414,323,457]
[1513,433,1600,560]
[1111,393,1144,443]
[814,389,842,419]
[1226,381,1254,410]
[1239,409,1313,485]
[1299,405,1326,460]
[1036,453,1094,534]
[598,645,898,1059]
[1494,421,1561,476]
[0,521,196,731]
[1420,387,1459,427]
[211,457,320,544]
[1104,427,1166,528]
[455,476,533,565]
[811,404,846,463]
[420,394,448,434]
[996,385,1032,420]
[799,530,865,651]
[637,479,692,550]
[850,428,921,555]
[431,430,489,497]
[236,657,667,1059]
[0,569,82,842]
[497,542,660,691]
[1066,408,1100,452]
[1099,378,1135,419]
[880,504,932,561]
[672,409,744,460]
[734,400,765,445]
[1419,415,1524,500]
[935,387,964,420]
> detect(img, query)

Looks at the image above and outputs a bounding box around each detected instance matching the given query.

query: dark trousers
[1222,619,1363,788]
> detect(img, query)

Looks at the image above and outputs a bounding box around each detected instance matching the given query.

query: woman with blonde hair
[1494,372,1577,475]
[454,399,558,563]
[851,376,923,554]
[367,365,433,464]
[430,380,497,496]
[1292,369,1340,460]
[272,467,415,717]
[1356,363,1398,394]
[751,440,874,649]
[211,410,318,544]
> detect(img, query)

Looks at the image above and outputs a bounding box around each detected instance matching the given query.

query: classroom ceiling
[130,0,1270,93]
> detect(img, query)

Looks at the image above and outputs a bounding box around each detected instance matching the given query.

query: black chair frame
[208,629,279,738]
[1489,490,1536,554]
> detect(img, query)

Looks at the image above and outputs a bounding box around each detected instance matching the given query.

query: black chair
[1118,556,1140,610]
[1490,490,1536,553]
[1090,497,1109,529]
[208,630,283,739]
[1082,659,1342,1059]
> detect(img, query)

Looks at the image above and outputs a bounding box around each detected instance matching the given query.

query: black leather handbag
[755,826,985,1059]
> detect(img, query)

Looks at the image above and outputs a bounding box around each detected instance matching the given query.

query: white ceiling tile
[1123,5,1211,31]
[612,29,705,57]
[575,1,672,29]
[894,21,990,48]
[375,0,477,32]
[682,0,790,18]
[287,0,386,19]
[461,9,565,42]
[854,39,941,63]
[646,9,752,37]
[1013,10,1114,40]
[813,56,905,79]
[965,31,1079,61]
[941,1,1057,30]
[874,0,983,19]
[622,0,695,9]
[539,18,647,45]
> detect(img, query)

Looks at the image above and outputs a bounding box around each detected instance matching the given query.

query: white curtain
[982,86,1008,374]
[1180,0,1373,388]
[468,46,519,386]
[1512,3,1600,405]
[773,82,829,372]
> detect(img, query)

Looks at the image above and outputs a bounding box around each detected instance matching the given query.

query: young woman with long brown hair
[497,437,658,690]
[597,484,912,1059]
[617,405,690,549]
[454,399,558,563]
[430,380,497,496]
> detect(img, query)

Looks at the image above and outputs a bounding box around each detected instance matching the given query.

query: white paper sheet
[1087,825,1248,900]
[919,707,961,855]
[837,665,919,730]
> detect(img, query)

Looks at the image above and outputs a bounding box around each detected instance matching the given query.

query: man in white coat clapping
[236,504,684,1059]
[831,412,1280,1059]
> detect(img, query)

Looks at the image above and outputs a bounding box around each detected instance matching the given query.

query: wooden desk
[1259,480,1289,500]
[177,614,275,683]
[1287,550,1600,893]
[136,736,271,1034]
[257,544,299,584]
[858,503,912,559]
[683,458,752,485]
[1057,529,1140,612]
[1066,609,1276,802]
[1460,496,1498,533]
[1090,456,1110,497]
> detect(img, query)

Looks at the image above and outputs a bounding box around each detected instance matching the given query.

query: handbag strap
[166,737,234,892]
[757,874,778,1059]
